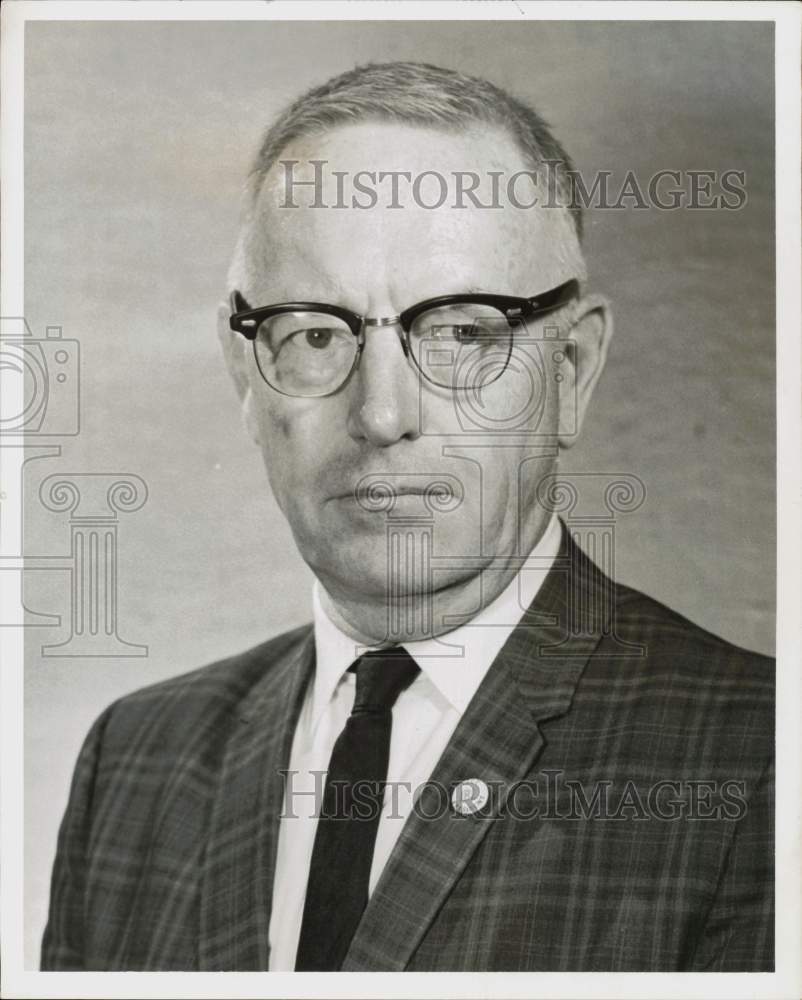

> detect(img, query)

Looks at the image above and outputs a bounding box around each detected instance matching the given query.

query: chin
[309,535,484,606]
[295,500,494,597]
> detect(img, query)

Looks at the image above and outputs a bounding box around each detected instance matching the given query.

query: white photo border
[2,2,799,998]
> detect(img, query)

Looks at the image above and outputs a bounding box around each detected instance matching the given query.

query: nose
[346,322,422,446]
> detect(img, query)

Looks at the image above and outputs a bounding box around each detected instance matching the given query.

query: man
[42,61,773,972]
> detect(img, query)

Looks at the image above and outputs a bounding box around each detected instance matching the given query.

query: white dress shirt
[267,514,562,970]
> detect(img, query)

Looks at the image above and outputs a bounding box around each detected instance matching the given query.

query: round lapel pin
[451,778,489,815]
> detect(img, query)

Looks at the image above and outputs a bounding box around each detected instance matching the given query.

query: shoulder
[89,623,313,754]
[612,579,774,680]
[562,573,775,780]
[586,578,774,745]
[563,530,773,692]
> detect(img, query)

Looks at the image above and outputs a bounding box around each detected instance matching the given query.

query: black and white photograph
[1,2,799,998]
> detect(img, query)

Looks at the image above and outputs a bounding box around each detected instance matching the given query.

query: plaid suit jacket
[42,530,774,971]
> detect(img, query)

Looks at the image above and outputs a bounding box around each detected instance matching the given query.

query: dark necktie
[294,647,421,971]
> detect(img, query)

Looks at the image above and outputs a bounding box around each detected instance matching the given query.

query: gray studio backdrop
[22,20,774,964]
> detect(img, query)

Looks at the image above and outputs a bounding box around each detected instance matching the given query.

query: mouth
[326,476,461,513]
[330,486,429,501]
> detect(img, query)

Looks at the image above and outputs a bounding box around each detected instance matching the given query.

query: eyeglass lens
[252,303,521,396]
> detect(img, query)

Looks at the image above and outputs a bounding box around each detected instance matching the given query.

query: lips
[330,482,431,500]
[331,485,428,500]
[327,474,462,513]
[371,486,426,496]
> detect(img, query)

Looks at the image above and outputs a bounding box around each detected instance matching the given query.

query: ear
[557,293,613,449]
[217,301,262,446]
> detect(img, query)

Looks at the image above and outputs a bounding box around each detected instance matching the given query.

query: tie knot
[349,647,420,714]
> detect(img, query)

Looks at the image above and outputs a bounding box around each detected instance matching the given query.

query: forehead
[244,121,581,305]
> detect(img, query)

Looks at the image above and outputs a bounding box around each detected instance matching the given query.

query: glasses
[229,279,579,398]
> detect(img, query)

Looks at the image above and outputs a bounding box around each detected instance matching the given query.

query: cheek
[253,391,316,451]
[253,400,290,469]
[253,394,346,497]
[472,349,559,437]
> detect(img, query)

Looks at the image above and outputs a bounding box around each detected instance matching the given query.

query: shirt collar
[311,514,562,730]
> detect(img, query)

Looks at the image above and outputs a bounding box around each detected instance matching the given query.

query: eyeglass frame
[228,278,581,397]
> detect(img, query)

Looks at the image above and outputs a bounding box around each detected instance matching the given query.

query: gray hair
[245,60,583,239]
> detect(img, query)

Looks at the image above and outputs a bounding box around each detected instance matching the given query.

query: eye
[409,305,509,345]
[301,327,336,350]
[251,309,358,395]
[451,321,494,343]
[427,322,485,343]
[256,312,354,357]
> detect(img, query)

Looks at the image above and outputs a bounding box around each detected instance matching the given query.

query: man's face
[224,121,604,625]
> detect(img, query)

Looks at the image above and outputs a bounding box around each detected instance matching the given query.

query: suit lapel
[342,527,613,971]
[199,629,314,970]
